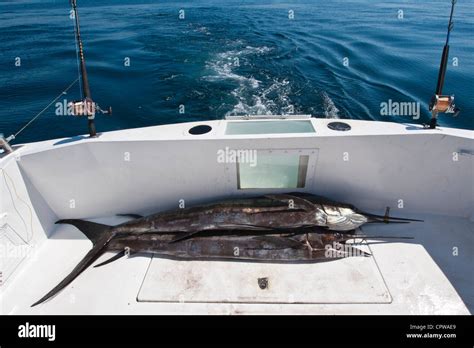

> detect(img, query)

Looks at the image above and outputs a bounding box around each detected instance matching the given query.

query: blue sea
[0,0,472,143]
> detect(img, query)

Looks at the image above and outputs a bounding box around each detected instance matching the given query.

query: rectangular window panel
[226,121,315,135]
[237,154,309,189]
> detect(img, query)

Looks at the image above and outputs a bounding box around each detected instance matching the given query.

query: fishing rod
[427,0,460,129]
[69,0,111,137]
[0,0,111,152]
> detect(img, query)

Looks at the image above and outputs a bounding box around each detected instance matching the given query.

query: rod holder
[0,135,14,154]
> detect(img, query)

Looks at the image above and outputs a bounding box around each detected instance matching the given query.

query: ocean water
[0,0,472,144]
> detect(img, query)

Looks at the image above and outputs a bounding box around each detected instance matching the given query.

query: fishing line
[0,168,34,244]
[10,78,79,141]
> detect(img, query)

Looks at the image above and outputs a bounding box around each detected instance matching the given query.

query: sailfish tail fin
[31,219,114,307]
[56,219,111,245]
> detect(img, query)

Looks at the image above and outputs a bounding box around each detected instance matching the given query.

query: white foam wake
[204,44,297,116]
[322,92,340,119]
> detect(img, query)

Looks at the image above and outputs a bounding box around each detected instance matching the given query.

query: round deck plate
[327,122,351,131]
[189,125,212,135]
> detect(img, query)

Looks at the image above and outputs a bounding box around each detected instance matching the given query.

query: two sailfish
[32,193,420,306]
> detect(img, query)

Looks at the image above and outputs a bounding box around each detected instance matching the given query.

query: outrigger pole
[69,0,111,137]
[428,0,460,129]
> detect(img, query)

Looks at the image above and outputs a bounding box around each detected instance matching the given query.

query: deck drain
[258,277,269,290]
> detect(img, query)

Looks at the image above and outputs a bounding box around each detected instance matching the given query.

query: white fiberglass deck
[0,118,472,314]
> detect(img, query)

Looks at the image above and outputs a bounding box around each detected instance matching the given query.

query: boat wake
[322,92,340,119]
[204,45,269,88]
[204,44,298,116]
[228,78,294,116]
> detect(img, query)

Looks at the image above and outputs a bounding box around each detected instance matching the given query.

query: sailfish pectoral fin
[168,224,279,244]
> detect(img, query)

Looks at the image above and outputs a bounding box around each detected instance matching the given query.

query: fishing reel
[425,0,460,129]
[68,98,112,118]
[426,94,460,129]
[429,94,460,116]
[68,98,112,137]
